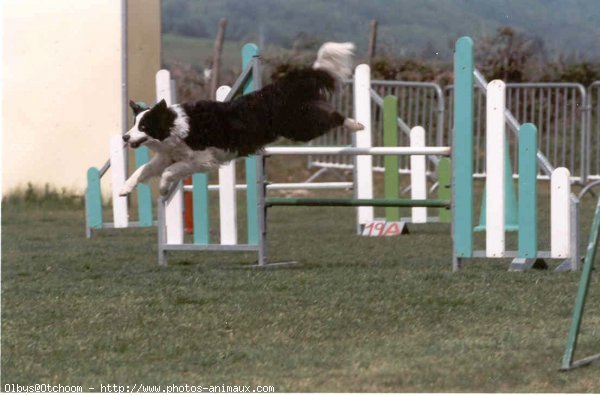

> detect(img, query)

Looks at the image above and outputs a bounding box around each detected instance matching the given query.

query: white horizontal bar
[264,146,451,156]
[183,182,354,192]
[266,182,353,190]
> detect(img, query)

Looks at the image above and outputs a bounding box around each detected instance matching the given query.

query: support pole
[354,64,374,232]
[192,173,210,245]
[486,80,506,258]
[561,197,600,370]
[85,167,103,237]
[511,124,547,271]
[410,126,428,223]
[452,37,475,270]
[135,147,153,227]
[242,45,260,245]
[383,95,400,222]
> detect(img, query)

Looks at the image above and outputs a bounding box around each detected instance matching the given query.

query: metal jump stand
[156,48,273,268]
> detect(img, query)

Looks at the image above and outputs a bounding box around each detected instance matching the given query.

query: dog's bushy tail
[312,42,355,80]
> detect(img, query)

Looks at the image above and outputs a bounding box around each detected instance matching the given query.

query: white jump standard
[451,36,577,272]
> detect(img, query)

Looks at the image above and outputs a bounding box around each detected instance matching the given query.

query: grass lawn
[2,184,599,392]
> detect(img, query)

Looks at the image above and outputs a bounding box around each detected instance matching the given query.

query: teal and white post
[452,36,474,271]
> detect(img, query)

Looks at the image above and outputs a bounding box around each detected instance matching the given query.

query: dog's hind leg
[343,117,364,131]
[314,100,364,131]
[286,102,364,142]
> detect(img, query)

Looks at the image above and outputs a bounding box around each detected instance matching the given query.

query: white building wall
[2,0,123,195]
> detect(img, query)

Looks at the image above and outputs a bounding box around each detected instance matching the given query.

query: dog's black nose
[122,134,130,142]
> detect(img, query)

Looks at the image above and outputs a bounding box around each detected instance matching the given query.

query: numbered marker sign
[362,221,407,237]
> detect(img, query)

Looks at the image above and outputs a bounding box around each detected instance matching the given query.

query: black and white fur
[120,42,363,197]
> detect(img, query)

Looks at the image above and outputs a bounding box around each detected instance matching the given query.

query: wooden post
[367,19,378,65]
[210,18,228,100]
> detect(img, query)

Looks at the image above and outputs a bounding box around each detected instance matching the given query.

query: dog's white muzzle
[123,127,150,149]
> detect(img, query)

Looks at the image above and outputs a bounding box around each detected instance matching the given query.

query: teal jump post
[510,123,543,270]
[135,146,153,227]
[192,172,210,245]
[242,43,260,246]
[452,36,475,271]
[85,167,102,237]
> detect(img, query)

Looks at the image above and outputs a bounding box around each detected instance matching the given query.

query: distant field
[162,34,290,72]
[2,183,599,391]
[162,34,244,71]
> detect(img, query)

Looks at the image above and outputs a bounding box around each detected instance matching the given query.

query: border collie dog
[120,42,363,197]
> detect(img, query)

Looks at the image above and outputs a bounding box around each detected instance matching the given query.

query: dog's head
[123,99,176,148]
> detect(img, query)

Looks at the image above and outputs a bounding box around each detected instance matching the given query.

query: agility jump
[86,37,581,274]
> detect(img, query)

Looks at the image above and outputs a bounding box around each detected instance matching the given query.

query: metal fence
[308,78,600,184]
[445,82,588,181]
[589,81,600,180]
[309,79,445,175]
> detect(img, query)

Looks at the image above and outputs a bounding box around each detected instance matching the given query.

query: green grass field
[2,184,599,391]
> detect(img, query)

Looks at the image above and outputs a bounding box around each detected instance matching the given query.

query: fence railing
[309,78,600,185]
[309,79,445,176]
[589,81,600,181]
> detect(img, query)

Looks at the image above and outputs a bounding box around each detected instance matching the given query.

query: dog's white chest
[164,137,196,161]
[151,137,235,168]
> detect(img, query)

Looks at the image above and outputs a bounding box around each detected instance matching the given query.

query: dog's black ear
[129,100,146,115]
[155,99,168,109]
